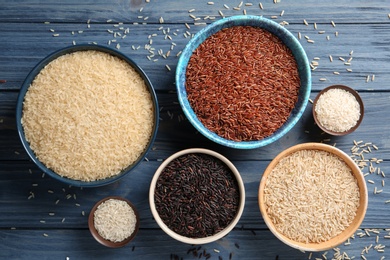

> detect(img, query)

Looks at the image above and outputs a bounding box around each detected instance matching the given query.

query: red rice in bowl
[21,49,155,182]
[185,25,300,142]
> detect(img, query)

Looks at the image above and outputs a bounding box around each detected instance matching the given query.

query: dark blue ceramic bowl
[176,15,311,149]
[16,45,159,187]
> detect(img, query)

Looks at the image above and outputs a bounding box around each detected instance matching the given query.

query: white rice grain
[22,51,154,182]
[314,88,361,133]
[94,199,137,243]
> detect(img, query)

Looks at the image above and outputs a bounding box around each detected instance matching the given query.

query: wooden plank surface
[1,229,389,259]
[1,0,390,24]
[1,22,390,92]
[1,0,390,259]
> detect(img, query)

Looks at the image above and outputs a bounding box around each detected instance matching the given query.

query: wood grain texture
[1,22,390,91]
[0,0,389,23]
[1,228,390,260]
[1,0,390,259]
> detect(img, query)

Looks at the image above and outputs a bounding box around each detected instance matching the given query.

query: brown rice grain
[264,149,360,243]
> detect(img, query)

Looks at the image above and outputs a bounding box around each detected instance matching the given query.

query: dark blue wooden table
[1,1,390,259]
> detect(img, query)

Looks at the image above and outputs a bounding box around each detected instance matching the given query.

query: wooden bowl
[88,196,140,248]
[312,85,364,136]
[258,143,368,252]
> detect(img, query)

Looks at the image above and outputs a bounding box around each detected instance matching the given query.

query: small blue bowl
[16,45,159,187]
[176,15,311,149]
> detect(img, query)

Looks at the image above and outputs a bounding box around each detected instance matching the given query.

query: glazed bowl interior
[312,85,364,136]
[258,143,368,252]
[149,148,245,244]
[88,196,140,248]
[176,15,311,149]
[16,44,159,187]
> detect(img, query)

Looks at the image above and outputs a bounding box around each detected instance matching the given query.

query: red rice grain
[185,26,300,141]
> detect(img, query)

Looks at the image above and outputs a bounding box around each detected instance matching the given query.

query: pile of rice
[22,50,154,181]
[94,199,137,242]
[314,88,361,133]
[263,149,360,244]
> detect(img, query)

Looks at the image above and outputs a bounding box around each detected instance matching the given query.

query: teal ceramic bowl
[176,15,311,149]
[16,45,159,187]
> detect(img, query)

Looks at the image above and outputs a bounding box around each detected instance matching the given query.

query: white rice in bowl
[94,198,137,243]
[21,50,154,181]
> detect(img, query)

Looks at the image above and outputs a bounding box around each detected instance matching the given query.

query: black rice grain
[154,153,240,238]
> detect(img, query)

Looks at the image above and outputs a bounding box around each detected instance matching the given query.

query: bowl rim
[15,44,159,187]
[312,84,364,136]
[149,148,246,244]
[88,196,140,248]
[258,142,368,252]
[175,15,311,149]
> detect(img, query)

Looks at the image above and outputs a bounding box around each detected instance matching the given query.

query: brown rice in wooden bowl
[258,143,368,252]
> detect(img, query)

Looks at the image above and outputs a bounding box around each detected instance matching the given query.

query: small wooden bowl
[312,85,364,136]
[88,196,140,248]
[258,143,368,252]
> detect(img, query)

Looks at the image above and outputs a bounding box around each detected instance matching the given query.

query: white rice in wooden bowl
[21,50,154,182]
[94,198,137,243]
